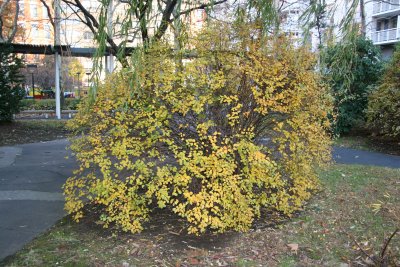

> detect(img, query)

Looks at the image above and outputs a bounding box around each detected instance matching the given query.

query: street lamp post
[76,72,81,98]
[27,64,37,100]
[85,70,91,93]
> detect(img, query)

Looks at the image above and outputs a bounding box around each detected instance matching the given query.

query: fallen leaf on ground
[287,243,299,252]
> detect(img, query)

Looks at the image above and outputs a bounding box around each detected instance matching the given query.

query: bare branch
[58,0,228,63]
[176,0,228,19]
[39,0,55,29]
[7,0,20,42]
[152,0,177,42]
[62,0,120,55]
[379,228,399,262]
[0,0,12,42]
[0,0,12,15]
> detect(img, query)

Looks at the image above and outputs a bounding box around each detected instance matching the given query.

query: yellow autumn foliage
[65,22,332,235]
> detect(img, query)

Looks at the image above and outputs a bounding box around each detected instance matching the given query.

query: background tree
[20,56,81,100]
[300,0,329,48]
[0,44,25,121]
[0,1,24,121]
[67,58,84,82]
[323,35,383,135]
[0,0,20,43]
[20,56,56,92]
[66,58,84,97]
[367,45,400,138]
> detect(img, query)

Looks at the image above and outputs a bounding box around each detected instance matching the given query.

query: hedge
[20,99,80,111]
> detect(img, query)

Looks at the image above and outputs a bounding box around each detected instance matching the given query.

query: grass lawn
[0,120,69,146]
[1,164,399,267]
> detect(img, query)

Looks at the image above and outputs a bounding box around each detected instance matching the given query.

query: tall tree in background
[0,44,25,121]
[20,56,83,92]
[67,58,84,92]
[368,45,400,137]
[324,36,383,135]
[359,0,366,37]
[300,0,328,48]
[0,0,20,43]
[0,1,24,122]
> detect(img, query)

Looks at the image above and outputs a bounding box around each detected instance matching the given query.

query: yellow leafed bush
[65,22,332,235]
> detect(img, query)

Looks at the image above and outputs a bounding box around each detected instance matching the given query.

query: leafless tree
[56,0,227,65]
[0,0,20,43]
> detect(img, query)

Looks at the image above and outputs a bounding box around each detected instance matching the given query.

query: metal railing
[372,28,400,43]
[373,0,400,14]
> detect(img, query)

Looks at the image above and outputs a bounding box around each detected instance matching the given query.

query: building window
[83,31,94,40]
[31,23,39,38]
[390,17,397,28]
[19,3,25,16]
[376,17,397,31]
[30,4,38,18]
[42,4,48,18]
[194,10,204,22]
[44,24,51,39]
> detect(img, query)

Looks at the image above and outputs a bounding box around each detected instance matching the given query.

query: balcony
[373,0,400,17]
[372,28,400,44]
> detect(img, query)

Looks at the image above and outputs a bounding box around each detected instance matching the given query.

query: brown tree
[0,0,21,43]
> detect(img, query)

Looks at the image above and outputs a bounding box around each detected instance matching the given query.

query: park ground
[0,120,69,147]
[0,121,399,266]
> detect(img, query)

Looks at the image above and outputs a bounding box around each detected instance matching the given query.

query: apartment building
[279,0,400,57]
[279,0,360,50]
[15,0,54,63]
[15,0,53,45]
[369,0,400,58]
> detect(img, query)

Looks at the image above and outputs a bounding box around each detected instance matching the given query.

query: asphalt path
[0,140,75,261]
[332,146,400,169]
[0,140,399,261]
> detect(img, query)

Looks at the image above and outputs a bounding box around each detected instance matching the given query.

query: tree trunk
[360,0,366,37]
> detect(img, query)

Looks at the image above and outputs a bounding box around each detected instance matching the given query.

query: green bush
[20,98,80,110]
[367,46,400,137]
[323,36,383,135]
[0,45,25,121]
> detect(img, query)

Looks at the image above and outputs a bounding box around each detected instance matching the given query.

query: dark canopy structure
[0,43,136,57]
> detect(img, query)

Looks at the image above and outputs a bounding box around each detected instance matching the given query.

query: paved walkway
[0,140,399,261]
[332,146,400,169]
[0,140,75,260]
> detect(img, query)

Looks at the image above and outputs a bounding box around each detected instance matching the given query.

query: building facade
[370,0,400,58]
[15,0,53,45]
[279,0,400,57]
[14,0,399,71]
